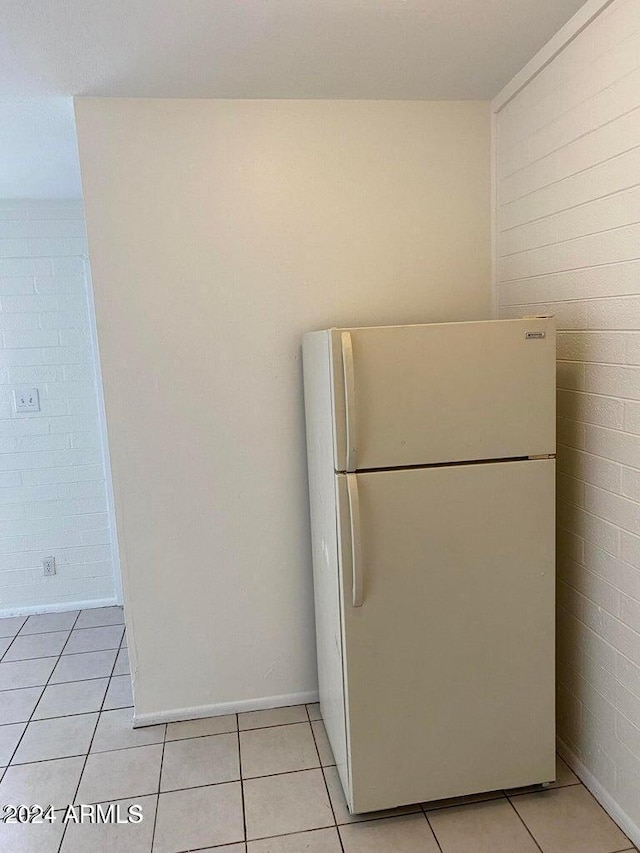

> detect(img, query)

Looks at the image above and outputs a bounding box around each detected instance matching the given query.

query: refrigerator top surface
[304,316,553,338]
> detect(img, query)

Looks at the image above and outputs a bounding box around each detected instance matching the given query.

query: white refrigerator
[302,317,556,814]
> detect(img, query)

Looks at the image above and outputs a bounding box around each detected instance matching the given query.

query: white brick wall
[0,200,117,613]
[495,0,640,833]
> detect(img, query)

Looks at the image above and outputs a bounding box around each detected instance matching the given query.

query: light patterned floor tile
[0,722,27,765]
[239,705,308,730]
[0,617,27,638]
[323,765,421,825]
[12,713,98,764]
[103,675,133,710]
[63,626,124,655]
[20,611,79,635]
[76,744,163,804]
[0,755,84,809]
[0,658,56,690]
[165,714,237,740]
[340,813,440,852]
[75,607,125,629]
[3,630,69,661]
[248,827,342,852]
[1,605,634,853]
[0,686,42,725]
[61,795,157,853]
[50,650,117,684]
[112,648,130,676]
[240,721,319,778]
[244,769,334,840]
[153,782,245,853]
[427,797,540,853]
[510,784,631,853]
[311,720,335,766]
[91,708,165,753]
[0,814,64,852]
[33,678,109,719]
[160,733,239,791]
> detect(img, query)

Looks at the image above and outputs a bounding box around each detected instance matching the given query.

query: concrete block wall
[0,200,117,614]
[495,0,640,837]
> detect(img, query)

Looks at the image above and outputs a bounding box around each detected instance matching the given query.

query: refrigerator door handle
[341,331,357,472]
[347,473,364,607]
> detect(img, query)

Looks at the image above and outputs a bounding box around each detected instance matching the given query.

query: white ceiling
[0,0,588,198]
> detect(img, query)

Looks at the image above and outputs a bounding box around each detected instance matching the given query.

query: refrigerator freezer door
[336,459,555,813]
[330,318,555,471]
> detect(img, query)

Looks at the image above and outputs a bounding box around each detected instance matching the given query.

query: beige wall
[495,0,640,839]
[75,98,491,721]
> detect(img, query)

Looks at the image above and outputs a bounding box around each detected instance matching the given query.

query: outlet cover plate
[43,556,56,576]
[14,388,40,413]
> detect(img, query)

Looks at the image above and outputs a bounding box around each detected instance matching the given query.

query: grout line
[248,822,343,845]
[498,141,640,210]
[0,642,124,667]
[19,622,125,636]
[498,217,640,261]
[497,14,640,161]
[58,621,130,853]
[149,715,167,852]
[423,792,507,813]
[2,716,339,761]
[238,716,315,733]
[498,255,640,286]
[308,705,343,849]
[500,99,640,188]
[507,780,582,797]
[506,795,545,852]
[498,180,640,235]
[176,824,340,851]
[423,810,445,853]
[4,610,81,768]
[60,643,123,657]
[236,714,248,848]
[0,670,117,694]
[1,700,127,729]
[0,617,29,662]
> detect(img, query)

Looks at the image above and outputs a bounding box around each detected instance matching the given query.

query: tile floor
[0,606,636,853]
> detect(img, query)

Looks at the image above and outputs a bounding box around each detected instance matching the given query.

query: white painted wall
[0,200,117,614]
[75,98,491,721]
[494,0,640,840]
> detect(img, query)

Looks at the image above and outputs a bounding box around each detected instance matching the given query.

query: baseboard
[133,689,320,728]
[0,598,119,619]
[557,737,640,848]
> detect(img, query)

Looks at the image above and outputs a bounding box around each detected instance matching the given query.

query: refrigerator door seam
[351,455,556,474]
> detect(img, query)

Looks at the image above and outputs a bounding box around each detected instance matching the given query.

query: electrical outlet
[43,556,56,576]
[14,388,40,413]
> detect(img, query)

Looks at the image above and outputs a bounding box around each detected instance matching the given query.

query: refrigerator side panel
[339,460,556,813]
[302,331,349,791]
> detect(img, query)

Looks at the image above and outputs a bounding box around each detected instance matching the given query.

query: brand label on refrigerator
[525,331,546,339]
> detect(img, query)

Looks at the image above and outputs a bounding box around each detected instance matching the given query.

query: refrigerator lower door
[336,459,555,813]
